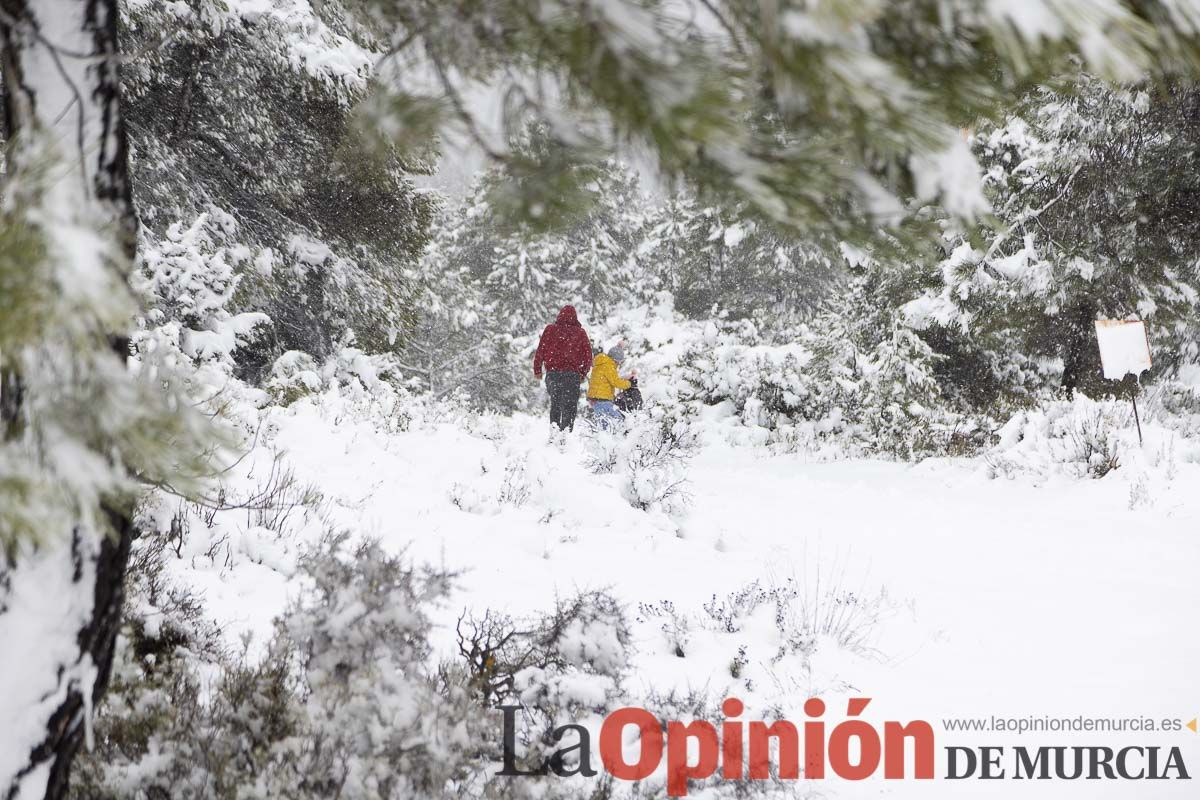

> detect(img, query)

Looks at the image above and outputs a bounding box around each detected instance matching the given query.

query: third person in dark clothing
[532,305,593,431]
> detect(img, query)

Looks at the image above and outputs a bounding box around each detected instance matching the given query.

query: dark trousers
[546,371,581,431]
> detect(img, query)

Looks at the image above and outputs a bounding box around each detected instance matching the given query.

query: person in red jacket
[533,305,593,431]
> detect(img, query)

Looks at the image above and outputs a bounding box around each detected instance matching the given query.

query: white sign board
[1094,319,1152,381]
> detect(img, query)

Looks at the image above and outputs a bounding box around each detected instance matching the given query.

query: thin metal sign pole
[1131,391,1143,445]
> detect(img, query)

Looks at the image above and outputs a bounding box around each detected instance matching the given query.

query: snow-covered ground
[158,388,1200,798]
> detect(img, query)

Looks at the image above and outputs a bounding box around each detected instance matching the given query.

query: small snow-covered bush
[75,532,494,799]
[448,481,490,514]
[453,590,633,786]
[455,591,632,712]
[636,599,690,657]
[268,346,408,407]
[322,345,396,393]
[269,533,488,799]
[267,350,323,405]
[635,575,890,705]
[985,395,1131,480]
[700,577,886,661]
[447,449,542,515]
[135,207,271,372]
[584,405,700,515]
[497,453,534,507]
[621,413,699,515]
[1145,377,1200,438]
[513,590,633,715]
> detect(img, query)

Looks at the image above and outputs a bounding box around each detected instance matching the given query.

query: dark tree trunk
[17,515,132,800]
[1060,300,1098,397]
[0,0,136,797]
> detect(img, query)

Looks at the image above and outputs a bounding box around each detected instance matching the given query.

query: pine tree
[121,0,434,379]
[438,147,647,335]
[640,190,840,325]
[900,75,1200,404]
[0,2,212,797]
[396,201,523,408]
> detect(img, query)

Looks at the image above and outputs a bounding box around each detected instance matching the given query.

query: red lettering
[828,720,881,780]
[721,698,744,778]
[884,720,935,778]
[666,720,719,796]
[600,707,663,781]
[748,720,799,779]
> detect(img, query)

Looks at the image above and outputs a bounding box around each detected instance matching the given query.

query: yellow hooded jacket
[587,353,631,401]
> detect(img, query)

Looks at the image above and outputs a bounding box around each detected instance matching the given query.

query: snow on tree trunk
[0,0,136,797]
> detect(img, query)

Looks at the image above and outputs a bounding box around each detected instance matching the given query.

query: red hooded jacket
[533,305,593,379]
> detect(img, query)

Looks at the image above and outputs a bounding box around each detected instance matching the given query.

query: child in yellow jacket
[587,344,635,427]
